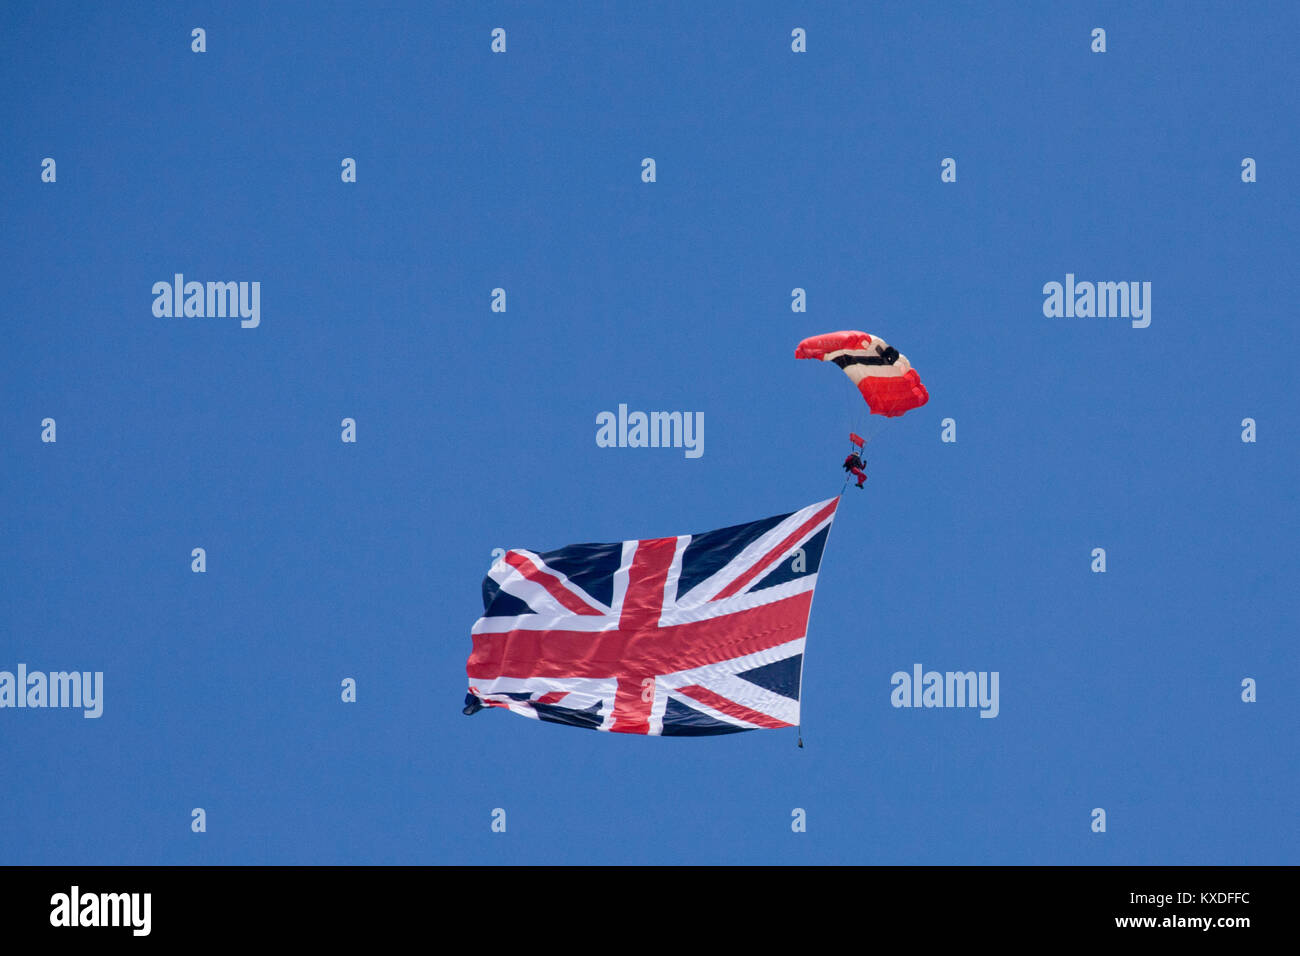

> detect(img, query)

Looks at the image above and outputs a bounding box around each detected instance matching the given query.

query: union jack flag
[464,497,839,735]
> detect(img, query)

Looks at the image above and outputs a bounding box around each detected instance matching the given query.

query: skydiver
[843,450,867,488]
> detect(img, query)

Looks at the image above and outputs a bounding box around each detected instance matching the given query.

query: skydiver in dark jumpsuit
[843,451,867,488]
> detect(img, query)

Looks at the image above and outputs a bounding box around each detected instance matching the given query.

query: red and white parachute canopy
[795,330,929,418]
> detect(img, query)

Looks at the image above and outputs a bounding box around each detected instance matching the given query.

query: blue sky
[1,1,1296,865]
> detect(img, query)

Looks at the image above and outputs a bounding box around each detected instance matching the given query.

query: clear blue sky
[2,1,1296,865]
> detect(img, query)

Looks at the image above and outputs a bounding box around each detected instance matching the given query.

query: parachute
[795,330,928,418]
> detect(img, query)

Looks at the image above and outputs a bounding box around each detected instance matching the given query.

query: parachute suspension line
[839,405,881,496]
[838,399,873,498]
[796,493,843,750]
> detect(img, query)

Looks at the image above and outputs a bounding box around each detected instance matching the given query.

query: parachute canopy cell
[795,330,929,418]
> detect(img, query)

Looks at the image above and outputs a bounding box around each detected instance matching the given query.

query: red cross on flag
[465,498,839,736]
